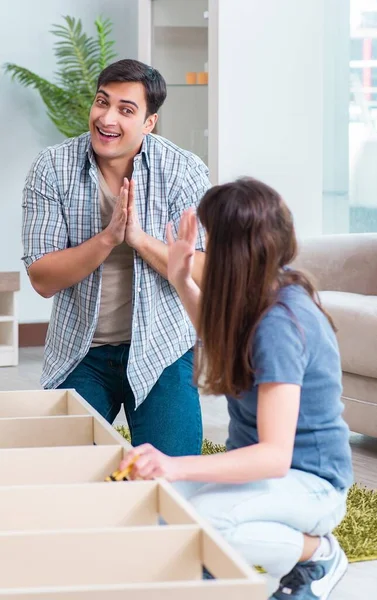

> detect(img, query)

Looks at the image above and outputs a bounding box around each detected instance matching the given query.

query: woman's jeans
[174,468,348,580]
[58,344,202,456]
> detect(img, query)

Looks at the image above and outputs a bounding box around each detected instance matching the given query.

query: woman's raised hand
[166,208,198,290]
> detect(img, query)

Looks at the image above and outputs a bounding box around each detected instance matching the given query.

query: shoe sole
[320,549,348,600]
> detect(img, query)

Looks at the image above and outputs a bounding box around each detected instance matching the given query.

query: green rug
[115,426,377,564]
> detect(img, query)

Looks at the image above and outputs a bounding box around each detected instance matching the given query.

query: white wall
[209,0,325,238]
[0,0,138,323]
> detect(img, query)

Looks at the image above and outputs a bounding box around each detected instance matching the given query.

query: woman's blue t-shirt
[226,285,353,490]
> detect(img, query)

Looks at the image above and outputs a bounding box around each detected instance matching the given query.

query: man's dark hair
[97,59,167,117]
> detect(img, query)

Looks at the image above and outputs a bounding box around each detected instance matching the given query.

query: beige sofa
[294,233,377,438]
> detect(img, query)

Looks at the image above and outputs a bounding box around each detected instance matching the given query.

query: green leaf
[95,16,117,71]
[2,15,117,138]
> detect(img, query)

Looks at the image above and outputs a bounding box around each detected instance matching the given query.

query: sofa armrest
[292,233,377,294]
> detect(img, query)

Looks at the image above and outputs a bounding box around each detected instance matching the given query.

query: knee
[190,493,213,520]
[190,492,232,533]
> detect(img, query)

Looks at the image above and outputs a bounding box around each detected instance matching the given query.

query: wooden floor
[1,347,376,598]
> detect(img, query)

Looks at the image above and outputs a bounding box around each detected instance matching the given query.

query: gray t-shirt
[227,284,353,490]
[91,169,134,346]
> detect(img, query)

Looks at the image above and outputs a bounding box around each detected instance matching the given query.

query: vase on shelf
[185,72,197,85]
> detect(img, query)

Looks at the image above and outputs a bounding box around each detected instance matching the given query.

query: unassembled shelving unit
[0,388,266,598]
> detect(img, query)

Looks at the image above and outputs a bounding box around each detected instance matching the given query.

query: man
[22,59,210,456]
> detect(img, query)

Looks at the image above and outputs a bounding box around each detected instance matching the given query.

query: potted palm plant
[4,15,117,137]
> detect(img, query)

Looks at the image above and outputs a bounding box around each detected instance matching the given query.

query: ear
[143,113,158,134]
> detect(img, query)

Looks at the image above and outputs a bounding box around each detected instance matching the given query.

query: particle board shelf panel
[0,526,204,588]
[0,526,265,598]
[0,416,94,448]
[0,481,160,531]
[0,445,124,486]
[0,389,267,599]
[0,582,261,600]
[0,389,107,418]
[0,480,200,532]
[0,389,130,447]
[0,390,70,418]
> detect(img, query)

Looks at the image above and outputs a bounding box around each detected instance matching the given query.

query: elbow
[272,454,292,479]
[36,286,54,299]
[274,462,291,479]
[30,278,55,299]
[266,447,292,479]
[28,265,56,298]
[39,290,55,299]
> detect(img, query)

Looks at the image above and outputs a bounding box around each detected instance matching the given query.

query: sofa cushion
[319,291,377,379]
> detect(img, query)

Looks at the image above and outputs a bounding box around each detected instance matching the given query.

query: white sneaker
[271,534,348,600]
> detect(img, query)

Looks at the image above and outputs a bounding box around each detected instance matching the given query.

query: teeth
[98,128,120,138]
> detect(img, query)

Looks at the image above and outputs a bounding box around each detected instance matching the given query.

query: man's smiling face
[89,81,157,161]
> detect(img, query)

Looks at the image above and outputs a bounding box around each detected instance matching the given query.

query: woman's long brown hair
[196,177,335,398]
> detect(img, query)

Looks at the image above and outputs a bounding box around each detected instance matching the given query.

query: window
[349,0,377,232]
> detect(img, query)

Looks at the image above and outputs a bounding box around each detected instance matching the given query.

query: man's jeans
[58,344,202,456]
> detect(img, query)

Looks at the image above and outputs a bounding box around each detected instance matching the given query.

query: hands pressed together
[104,178,144,249]
[104,175,199,291]
[103,178,198,287]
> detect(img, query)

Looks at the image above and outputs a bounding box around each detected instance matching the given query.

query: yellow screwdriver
[105,455,140,482]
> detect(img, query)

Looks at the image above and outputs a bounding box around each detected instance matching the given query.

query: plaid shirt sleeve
[169,155,211,252]
[22,151,68,270]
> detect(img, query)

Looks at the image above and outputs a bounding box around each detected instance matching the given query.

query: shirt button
[138,287,141,293]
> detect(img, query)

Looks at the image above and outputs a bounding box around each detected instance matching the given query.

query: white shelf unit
[140,0,209,165]
[0,272,20,367]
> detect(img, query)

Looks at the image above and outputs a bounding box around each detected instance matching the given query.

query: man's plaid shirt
[22,132,210,408]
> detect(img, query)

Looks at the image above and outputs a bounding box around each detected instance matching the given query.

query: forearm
[134,232,205,287]
[28,231,114,298]
[174,278,201,331]
[174,443,290,484]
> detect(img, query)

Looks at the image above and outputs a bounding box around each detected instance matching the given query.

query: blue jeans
[57,345,202,456]
[174,469,348,581]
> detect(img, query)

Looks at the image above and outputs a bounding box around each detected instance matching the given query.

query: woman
[119,178,353,599]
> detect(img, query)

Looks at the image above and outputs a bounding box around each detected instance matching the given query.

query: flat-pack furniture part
[0,389,266,599]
